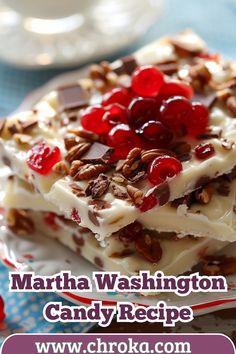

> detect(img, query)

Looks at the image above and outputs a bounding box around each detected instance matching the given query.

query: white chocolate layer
[16,209,228,277]
[4,176,236,242]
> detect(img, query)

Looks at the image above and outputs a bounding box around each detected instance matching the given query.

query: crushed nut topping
[73,163,110,181]
[53,161,69,176]
[66,142,91,164]
[135,233,162,263]
[7,209,35,235]
[85,173,111,199]
[126,185,144,206]
[70,182,86,197]
[201,255,236,276]
[195,185,214,204]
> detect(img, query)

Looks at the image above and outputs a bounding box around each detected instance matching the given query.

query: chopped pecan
[89,199,112,210]
[226,96,236,116]
[126,185,143,206]
[109,249,134,258]
[128,171,146,183]
[64,135,82,150]
[141,149,164,163]
[70,182,86,197]
[7,121,22,135]
[7,209,35,235]
[67,128,99,141]
[120,148,142,178]
[112,174,128,185]
[13,133,31,147]
[189,63,211,91]
[135,233,162,263]
[89,64,107,80]
[20,117,38,133]
[195,185,214,204]
[85,174,111,199]
[73,164,110,181]
[66,142,91,163]
[201,255,236,276]
[111,182,128,199]
[69,160,85,177]
[53,161,69,176]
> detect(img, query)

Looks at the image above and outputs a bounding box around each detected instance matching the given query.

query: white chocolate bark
[9,208,227,277]
[1,31,236,240]
[4,176,236,242]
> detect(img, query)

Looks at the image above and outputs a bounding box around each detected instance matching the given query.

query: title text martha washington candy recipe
[9,271,227,296]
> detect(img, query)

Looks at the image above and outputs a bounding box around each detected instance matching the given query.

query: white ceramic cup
[3,0,93,19]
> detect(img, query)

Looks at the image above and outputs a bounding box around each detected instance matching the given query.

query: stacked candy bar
[2,30,236,278]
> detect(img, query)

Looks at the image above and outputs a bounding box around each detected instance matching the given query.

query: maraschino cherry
[148,155,183,185]
[27,142,61,175]
[131,65,164,97]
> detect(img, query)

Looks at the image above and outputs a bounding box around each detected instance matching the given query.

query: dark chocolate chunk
[112,55,138,75]
[152,182,170,206]
[81,142,114,163]
[195,175,211,189]
[58,84,89,111]
[192,92,216,108]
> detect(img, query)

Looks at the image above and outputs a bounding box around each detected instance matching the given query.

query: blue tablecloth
[0,0,236,339]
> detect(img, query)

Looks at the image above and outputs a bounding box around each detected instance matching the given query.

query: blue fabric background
[0,0,236,339]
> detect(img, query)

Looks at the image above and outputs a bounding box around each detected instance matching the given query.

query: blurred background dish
[0,0,163,68]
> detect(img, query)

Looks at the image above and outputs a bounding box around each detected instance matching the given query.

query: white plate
[2,65,236,317]
[0,0,163,68]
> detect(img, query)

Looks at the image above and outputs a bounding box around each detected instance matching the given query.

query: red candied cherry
[71,208,81,225]
[80,105,111,135]
[119,221,143,243]
[43,212,60,231]
[138,120,173,146]
[0,296,5,322]
[139,193,158,212]
[104,103,129,125]
[131,65,164,97]
[187,102,209,137]
[194,143,215,160]
[159,80,194,100]
[148,155,183,185]
[106,124,141,160]
[159,96,192,134]
[128,97,159,127]
[27,141,61,175]
[102,87,133,107]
